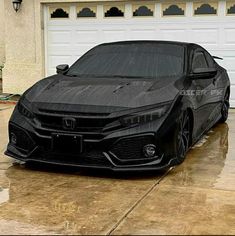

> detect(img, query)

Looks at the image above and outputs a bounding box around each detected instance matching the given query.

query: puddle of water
[0,168,11,205]
[0,219,60,235]
[0,188,9,205]
[164,122,235,191]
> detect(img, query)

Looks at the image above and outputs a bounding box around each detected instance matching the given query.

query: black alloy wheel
[174,110,191,164]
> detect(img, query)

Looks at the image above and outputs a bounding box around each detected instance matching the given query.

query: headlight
[120,104,170,127]
[18,98,34,119]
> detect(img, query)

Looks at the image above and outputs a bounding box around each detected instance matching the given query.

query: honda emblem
[62,117,76,130]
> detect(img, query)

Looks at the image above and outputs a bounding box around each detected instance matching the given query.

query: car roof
[100,40,197,48]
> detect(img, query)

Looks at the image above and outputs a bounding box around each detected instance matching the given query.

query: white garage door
[44,1,235,107]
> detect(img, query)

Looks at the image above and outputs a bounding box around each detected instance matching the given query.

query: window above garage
[227,2,235,15]
[104,5,125,17]
[47,2,235,21]
[50,6,70,19]
[132,3,154,17]
[194,2,218,15]
[77,4,97,18]
[162,3,185,16]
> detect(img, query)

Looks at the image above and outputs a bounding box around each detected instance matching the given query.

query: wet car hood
[25,74,182,113]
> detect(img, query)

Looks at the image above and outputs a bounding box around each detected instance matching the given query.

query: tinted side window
[192,52,208,70]
[204,51,215,68]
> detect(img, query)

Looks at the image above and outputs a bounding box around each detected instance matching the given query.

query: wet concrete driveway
[0,104,235,235]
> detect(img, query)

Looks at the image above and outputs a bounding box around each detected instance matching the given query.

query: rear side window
[204,51,215,68]
[192,52,208,70]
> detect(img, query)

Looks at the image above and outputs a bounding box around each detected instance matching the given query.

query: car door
[189,48,219,137]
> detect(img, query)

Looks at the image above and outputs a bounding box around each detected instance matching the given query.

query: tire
[220,90,230,123]
[173,110,191,164]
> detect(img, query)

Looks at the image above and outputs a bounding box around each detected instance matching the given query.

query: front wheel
[173,110,191,164]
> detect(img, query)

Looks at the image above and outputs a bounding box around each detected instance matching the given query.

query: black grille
[110,135,154,160]
[35,114,116,132]
[38,108,110,117]
[9,124,36,152]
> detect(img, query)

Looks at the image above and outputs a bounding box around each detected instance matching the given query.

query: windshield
[67,43,185,79]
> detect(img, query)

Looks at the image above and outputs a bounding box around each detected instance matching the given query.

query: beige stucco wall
[2,0,125,94]
[3,0,43,94]
[0,0,5,65]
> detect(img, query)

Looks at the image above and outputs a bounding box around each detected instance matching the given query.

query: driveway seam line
[106,168,173,235]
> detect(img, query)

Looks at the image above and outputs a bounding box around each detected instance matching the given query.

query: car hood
[25,74,182,113]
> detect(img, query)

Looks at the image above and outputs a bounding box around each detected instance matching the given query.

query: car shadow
[17,161,169,180]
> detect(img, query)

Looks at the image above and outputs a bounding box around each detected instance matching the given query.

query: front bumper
[5,144,176,172]
[5,107,178,171]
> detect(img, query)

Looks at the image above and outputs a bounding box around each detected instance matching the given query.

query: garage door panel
[228,72,235,107]
[212,52,235,86]
[159,29,188,42]
[48,55,72,67]
[73,45,97,54]
[101,30,127,42]
[72,56,82,63]
[190,29,219,46]
[130,29,156,40]
[228,72,235,90]
[47,46,72,54]
[48,69,56,76]
[48,31,71,44]
[230,85,235,107]
[75,30,99,44]
[224,29,235,45]
[213,51,235,75]
[214,53,235,107]
[221,57,235,72]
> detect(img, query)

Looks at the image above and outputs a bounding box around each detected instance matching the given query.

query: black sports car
[5,41,230,171]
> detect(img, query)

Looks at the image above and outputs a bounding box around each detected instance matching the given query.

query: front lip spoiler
[5,149,175,172]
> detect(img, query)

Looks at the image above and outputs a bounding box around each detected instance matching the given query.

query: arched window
[163,5,184,16]
[194,3,217,15]
[77,8,96,17]
[227,4,235,14]
[105,7,124,17]
[133,6,153,17]
[51,8,69,18]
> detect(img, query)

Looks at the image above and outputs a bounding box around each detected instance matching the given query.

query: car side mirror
[56,64,69,74]
[189,68,217,80]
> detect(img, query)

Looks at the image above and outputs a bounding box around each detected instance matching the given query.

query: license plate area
[51,133,83,153]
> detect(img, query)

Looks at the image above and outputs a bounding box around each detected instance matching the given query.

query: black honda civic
[5,41,230,171]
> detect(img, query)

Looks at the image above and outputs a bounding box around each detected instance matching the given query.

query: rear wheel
[174,110,191,164]
[220,90,230,123]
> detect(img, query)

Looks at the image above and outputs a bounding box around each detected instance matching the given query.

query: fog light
[143,144,156,158]
[11,132,17,145]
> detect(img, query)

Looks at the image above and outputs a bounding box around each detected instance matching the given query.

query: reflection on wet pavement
[162,123,234,190]
[0,171,10,205]
[0,164,166,235]
[0,106,235,235]
[113,118,235,235]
